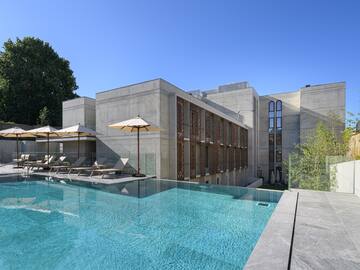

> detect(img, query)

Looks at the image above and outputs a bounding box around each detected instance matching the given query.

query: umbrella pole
[77,133,80,159]
[137,127,140,175]
[16,135,19,167]
[47,133,49,160]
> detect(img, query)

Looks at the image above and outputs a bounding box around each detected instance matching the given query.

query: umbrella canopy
[0,127,35,167]
[109,116,160,177]
[56,124,97,136]
[0,127,35,138]
[109,116,160,132]
[27,125,59,160]
[56,124,96,158]
[27,125,59,136]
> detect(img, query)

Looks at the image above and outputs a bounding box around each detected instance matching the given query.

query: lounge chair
[68,158,107,176]
[24,154,50,166]
[13,154,31,167]
[29,155,56,171]
[90,158,129,178]
[50,157,87,174]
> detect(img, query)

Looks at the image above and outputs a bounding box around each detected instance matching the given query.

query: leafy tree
[288,121,350,191]
[0,37,78,126]
[37,106,49,126]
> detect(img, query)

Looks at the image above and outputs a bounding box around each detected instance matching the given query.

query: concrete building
[62,79,345,185]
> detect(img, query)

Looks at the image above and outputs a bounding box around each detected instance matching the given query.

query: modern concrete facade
[62,79,345,185]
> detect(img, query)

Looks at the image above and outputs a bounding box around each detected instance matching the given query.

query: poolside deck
[291,190,360,269]
[246,189,360,270]
[0,164,154,184]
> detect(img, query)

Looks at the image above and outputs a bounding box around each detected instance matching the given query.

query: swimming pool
[0,176,281,270]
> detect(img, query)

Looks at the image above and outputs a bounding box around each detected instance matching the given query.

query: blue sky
[1,0,359,115]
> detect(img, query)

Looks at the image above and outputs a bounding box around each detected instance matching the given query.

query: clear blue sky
[1,0,359,115]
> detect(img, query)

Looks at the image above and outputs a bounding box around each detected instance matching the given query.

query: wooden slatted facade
[177,97,184,180]
[190,104,199,179]
[176,96,248,182]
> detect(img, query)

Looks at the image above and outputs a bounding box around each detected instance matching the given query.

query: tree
[37,106,49,126]
[288,121,350,191]
[0,37,78,126]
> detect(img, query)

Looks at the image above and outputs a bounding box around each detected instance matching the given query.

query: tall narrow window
[268,101,275,178]
[275,100,283,182]
[268,101,275,133]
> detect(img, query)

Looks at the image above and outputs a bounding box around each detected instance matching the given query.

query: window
[275,100,283,181]
[269,101,275,112]
[269,100,283,182]
[268,101,275,133]
[269,118,274,129]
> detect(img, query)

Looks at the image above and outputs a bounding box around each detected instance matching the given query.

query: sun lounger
[90,158,129,178]
[13,154,31,167]
[24,154,51,166]
[29,155,56,171]
[50,157,87,174]
[68,158,107,175]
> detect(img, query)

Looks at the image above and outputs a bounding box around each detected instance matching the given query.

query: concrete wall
[96,80,164,176]
[259,91,300,182]
[331,160,360,196]
[63,97,96,129]
[205,83,257,179]
[94,79,248,181]
[356,160,360,197]
[0,140,37,163]
[300,82,345,143]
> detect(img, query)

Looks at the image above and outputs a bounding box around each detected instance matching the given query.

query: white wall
[331,160,360,196]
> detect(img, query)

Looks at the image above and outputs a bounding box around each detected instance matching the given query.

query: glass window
[269,133,274,145]
[276,150,282,162]
[276,132,282,146]
[269,150,274,162]
[269,101,275,112]
[269,118,274,129]
[276,100,282,112]
[276,117,282,129]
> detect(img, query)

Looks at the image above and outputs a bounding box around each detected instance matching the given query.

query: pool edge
[244,190,298,270]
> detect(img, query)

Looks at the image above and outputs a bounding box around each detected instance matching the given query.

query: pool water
[0,177,281,270]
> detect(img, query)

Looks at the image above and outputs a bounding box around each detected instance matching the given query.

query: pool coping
[244,190,299,270]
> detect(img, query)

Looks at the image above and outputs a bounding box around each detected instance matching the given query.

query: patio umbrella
[109,116,160,177]
[56,124,96,159]
[0,127,35,167]
[27,125,58,160]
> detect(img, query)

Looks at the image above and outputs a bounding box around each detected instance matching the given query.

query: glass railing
[288,154,360,195]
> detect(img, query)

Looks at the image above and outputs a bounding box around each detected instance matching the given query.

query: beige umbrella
[0,127,35,167]
[56,124,96,159]
[109,116,160,176]
[27,125,59,159]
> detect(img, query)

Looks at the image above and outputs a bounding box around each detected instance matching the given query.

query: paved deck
[291,190,360,269]
[0,164,154,184]
[246,189,360,270]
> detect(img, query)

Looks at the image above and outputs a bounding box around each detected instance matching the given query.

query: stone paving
[246,189,360,270]
[0,164,154,184]
[291,190,360,270]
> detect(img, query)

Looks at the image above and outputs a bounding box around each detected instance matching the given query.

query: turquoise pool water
[0,177,281,270]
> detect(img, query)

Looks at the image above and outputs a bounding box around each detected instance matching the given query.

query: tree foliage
[0,37,78,126]
[37,106,49,126]
[288,120,350,191]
